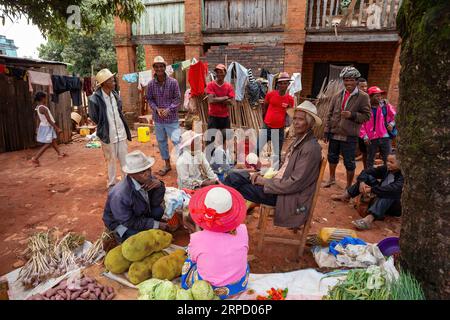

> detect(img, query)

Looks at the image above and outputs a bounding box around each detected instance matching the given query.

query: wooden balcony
[306,0,402,41]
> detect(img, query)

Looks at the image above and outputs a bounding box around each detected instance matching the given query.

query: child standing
[30,91,66,167]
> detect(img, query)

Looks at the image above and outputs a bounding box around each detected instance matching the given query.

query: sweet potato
[45,288,56,298]
[106,292,115,300]
[89,293,97,300]
[99,293,106,300]
[87,283,95,292]
[71,291,81,300]
[80,279,88,286]
[80,291,90,299]
[107,287,114,294]
[57,290,66,299]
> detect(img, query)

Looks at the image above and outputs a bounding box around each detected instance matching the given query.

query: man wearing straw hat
[89,68,132,190]
[322,66,371,189]
[103,150,167,243]
[146,56,182,176]
[224,102,322,229]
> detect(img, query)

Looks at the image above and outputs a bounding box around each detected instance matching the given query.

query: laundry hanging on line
[28,70,53,94]
[188,61,208,97]
[138,70,153,90]
[225,61,249,102]
[122,73,138,83]
[289,73,302,96]
[51,75,82,105]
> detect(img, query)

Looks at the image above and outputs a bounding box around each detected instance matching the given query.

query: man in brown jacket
[322,66,371,189]
[224,101,322,229]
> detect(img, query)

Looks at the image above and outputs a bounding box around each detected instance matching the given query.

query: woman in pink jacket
[359,86,396,168]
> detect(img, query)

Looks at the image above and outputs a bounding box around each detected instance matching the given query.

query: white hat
[122,151,155,174]
[287,101,323,127]
[204,187,233,214]
[95,68,115,86]
[179,131,203,150]
[246,153,259,165]
[153,56,167,68]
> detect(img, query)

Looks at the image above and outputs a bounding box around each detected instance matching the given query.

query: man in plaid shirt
[146,56,182,176]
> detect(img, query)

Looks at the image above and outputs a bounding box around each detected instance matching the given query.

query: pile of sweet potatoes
[27,275,115,300]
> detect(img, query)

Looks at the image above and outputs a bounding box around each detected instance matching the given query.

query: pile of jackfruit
[104,229,187,285]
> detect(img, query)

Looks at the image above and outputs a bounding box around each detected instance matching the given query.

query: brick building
[114,0,402,118]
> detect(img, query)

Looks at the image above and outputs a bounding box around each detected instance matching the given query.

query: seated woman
[176,130,219,190]
[224,102,322,230]
[331,153,403,230]
[181,185,249,299]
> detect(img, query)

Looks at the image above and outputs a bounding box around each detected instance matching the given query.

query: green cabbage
[154,280,177,300]
[176,288,194,300]
[191,280,215,300]
[137,278,164,300]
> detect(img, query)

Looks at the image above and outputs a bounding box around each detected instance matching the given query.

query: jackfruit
[146,229,172,251]
[104,245,131,274]
[128,251,167,285]
[121,231,157,262]
[152,249,187,280]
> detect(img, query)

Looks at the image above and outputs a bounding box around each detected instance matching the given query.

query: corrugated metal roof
[0,55,68,66]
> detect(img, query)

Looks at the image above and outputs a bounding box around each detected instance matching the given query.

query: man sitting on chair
[224,102,322,229]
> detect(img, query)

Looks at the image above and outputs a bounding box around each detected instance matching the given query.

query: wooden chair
[257,157,327,258]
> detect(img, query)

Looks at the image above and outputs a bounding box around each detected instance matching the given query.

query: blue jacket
[88,88,132,144]
[103,176,165,232]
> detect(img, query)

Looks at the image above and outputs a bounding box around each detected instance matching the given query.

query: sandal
[321,180,336,188]
[352,219,371,230]
[331,193,350,202]
[157,167,171,176]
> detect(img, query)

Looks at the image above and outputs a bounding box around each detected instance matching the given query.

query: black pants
[347,180,401,220]
[327,137,357,171]
[366,138,392,168]
[207,116,231,159]
[224,170,277,208]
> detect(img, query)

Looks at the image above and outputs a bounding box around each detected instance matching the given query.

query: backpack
[381,103,398,138]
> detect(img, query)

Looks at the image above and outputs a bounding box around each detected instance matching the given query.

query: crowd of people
[30,56,404,299]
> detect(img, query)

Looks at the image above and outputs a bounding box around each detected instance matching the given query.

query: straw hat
[277,72,293,83]
[122,151,155,174]
[95,69,115,86]
[287,101,323,127]
[189,185,246,233]
[179,131,203,150]
[71,112,81,125]
[153,56,167,68]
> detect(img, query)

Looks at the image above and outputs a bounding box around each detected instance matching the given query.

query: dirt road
[0,136,400,276]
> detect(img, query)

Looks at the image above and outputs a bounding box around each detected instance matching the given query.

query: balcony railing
[307,0,402,31]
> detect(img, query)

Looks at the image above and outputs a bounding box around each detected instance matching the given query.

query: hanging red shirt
[206,81,235,118]
[263,90,294,129]
[188,61,208,97]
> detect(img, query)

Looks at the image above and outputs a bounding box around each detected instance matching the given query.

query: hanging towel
[181,59,191,71]
[267,73,276,91]
[138,70,153,90]
[288,73,302,96]
[122,73,138,83]
[224,62,248,102]
[188,61,208,97]
[28,70,53,94]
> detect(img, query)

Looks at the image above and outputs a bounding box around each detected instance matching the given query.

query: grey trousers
[101,139,128,188]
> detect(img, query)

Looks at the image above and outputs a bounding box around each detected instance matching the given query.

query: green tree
[396,0,450,299]
[0,0,144,39]
[38,21,117,76]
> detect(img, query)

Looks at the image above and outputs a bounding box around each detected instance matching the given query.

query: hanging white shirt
[102,90,127,144]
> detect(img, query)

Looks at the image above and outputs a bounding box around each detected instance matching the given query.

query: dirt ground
[0,134,401,277]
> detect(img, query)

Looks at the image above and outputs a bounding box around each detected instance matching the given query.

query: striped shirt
[146,75,181,124]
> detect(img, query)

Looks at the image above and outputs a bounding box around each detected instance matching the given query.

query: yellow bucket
[80,127,90,136]
[138,126,151,143]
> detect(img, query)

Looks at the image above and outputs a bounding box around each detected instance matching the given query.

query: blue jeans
[155,121,181,160]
